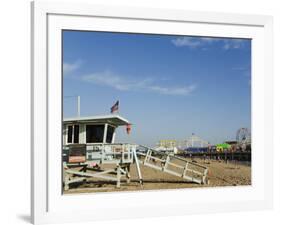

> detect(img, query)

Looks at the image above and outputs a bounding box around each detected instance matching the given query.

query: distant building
[181,133,209,153]
[155,140,178,154]
[158,140,177,148]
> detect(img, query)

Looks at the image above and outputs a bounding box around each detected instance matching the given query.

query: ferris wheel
[236,128,251,144]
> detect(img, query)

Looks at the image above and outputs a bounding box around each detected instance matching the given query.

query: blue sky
[63,30,251,146]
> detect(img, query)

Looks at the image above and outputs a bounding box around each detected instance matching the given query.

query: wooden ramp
[137,146,208,184]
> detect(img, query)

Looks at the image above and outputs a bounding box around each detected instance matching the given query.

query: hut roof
[63,114,130,126]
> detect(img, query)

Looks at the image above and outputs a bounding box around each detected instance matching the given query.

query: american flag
[110,100,119,113]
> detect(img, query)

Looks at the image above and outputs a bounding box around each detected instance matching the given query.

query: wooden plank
[182,162,188,178]
[144,150,151,164]
[146,155,166,162]
[183,175,202,184]
[163,168,181,177]
[202,168,208,184]
[169,155,189,163]
[185,168,203,176]
[65,169,118,181]
[116,165,121,188]
[119,168,127,175]
[188,163,208,170]
[143,162,163,171]
[137,152,146,157]
[93,169,115,175]
[167,161,185,169]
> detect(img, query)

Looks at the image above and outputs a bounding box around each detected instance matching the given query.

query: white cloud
[81,70,196,96]
[63,60,82,75]
[171,36,246,50]
[148,84,196,95]
[171,37,217,48]
[223,39,244,50]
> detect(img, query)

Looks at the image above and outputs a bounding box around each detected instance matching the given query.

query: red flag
[110,100,119,113]
[126,124,131,135]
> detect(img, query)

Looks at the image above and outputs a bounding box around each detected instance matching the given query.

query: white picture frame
[31,1,273,224]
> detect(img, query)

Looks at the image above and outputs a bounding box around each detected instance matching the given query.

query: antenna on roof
[77,96,80,118]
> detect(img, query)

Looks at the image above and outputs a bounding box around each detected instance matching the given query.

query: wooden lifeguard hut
[62,114,143,190]
[63,114,131,155]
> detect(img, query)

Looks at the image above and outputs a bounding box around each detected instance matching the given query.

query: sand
[63,158,251,194]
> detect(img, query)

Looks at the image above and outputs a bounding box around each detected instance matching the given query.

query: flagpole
[64,95,80,118]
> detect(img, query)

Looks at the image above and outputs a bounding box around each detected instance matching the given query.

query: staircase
[137,146,208,184]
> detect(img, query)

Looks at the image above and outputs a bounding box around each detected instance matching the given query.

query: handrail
[138,145,208,169]
[138,146,208,184]
[188,161,208,170]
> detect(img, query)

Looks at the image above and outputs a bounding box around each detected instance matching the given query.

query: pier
[177,151,251,163]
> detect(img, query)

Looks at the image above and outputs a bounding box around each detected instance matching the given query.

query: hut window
[67,125,79,144]
[106,125,115,143]
[67,126,73,143]
[73,125,79,143]
[86,125,104,143]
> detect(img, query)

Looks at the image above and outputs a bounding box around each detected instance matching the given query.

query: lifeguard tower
[63,114,142,190]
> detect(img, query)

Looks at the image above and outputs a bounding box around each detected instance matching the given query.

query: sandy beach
[64,158,251,194]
